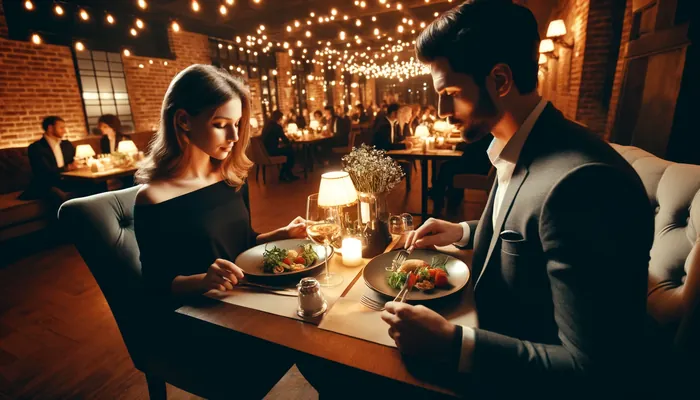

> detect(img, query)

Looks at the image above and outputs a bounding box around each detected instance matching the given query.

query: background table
[288,135,333,179]
[176,244,476,397]
[61,166,138,183]
[387,149,463,221]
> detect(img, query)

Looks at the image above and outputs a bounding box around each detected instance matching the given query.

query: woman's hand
[283,216,307,239]
[201,259,245,292]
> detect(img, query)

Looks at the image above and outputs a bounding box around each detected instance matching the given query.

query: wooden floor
[0,159,487,399]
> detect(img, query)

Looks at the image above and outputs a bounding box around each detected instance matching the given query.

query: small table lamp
[249,117,259,129]
[287,122,298,135]
[415,125,429,138]
[117,140,138,155]
[75,144,96,167]
[309,120,320,132]
[318,171,360,264]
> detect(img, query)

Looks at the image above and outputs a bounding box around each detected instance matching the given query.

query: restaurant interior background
[0,0,697,399]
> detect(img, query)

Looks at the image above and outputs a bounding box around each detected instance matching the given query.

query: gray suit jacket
[458,104,654,397]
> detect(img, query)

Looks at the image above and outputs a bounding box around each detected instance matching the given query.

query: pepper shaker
[296,277,328,318]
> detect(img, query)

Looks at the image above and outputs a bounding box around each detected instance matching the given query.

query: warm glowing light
[106,14,115,24]
[283,42,289,49]
[331,8,338,16]
[538,53,547,65]
[294,20,300,27]
[80,9,89,21]
[123,49,131,56]
[164,61,168,66]
[31,34,41,45]
[420,22,426,28]
[54,4,64,15]
[539,39,554,53]
[433,12,439,17]
[138,0,148,10]
[374,28,380,35]
[136,19,144,29]
[191,0,200,12]
[149,59,153,64]
[397,25,404,33]
[546,19,567,38]
[356,19,362,27]
[296,40,302,47]
[24,1,33,11]
[397,3,403,10]
[75,42,85,52]
[219,4,228,14]
[130,28,138,36]
[171,21,180,32]
[305,31,312,38]
[259,24,265,31]
[226,0,234,4]
[287,26,292,32]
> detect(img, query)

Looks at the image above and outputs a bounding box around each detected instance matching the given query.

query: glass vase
[358,192,392,258]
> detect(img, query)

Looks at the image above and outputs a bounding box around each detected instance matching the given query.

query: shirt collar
[44,134,61,148]
[487,98,548,166]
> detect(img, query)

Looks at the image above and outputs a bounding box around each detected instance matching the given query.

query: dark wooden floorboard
[0,160,486,399]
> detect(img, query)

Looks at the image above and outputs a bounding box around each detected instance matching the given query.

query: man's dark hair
[324,105,336,116]
[42,116,64,132]
[416,0,540,94]
[270,110,284,123]
[387,103,400,116]
[313,110,323,118]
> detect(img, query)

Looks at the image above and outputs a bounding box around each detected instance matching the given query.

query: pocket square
[500,230,525,242]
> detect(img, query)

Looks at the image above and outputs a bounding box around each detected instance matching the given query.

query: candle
[437,136,445,146]
[341,238,363,267]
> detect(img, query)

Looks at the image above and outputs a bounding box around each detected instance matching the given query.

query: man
[333,106,352,148]
[384,1,654,398]
[372,103,404,151]
[22,116,76,203]
[322,105,337,136]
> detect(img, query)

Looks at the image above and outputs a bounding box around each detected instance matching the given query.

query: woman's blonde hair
[135,64,253,186]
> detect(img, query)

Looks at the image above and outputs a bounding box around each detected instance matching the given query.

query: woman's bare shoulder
[135,181,174,205]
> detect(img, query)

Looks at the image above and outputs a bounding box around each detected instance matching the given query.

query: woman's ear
[175,110,191,133]
[491,63,514,97]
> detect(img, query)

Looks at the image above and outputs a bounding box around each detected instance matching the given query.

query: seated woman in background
[133,64,302,398]
[260,110,299,182]
[97,114,125,154]
[397,105,414,137]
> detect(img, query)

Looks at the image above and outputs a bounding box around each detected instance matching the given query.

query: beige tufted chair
[611,144,700,361]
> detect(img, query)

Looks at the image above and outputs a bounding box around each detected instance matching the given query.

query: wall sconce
[539,39,558,60]
[546,19,573,49]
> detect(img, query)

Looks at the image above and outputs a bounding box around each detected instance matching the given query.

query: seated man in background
[21,116,76,206]
[333,106,353,148]
[372,103,404,151]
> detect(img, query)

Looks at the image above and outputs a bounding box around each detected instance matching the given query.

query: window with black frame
[324,67,336,108]
[209,38,279,120]
[291,59,309,114]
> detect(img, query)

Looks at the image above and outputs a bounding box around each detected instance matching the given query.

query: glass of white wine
[306,193,343,287]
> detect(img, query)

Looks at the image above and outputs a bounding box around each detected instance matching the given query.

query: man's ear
[490,63,514,97]
[175,110,190,132]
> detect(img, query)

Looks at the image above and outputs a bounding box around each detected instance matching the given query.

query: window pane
[81,77,97,91]
[78,59,93,70]
[117,105,132,115]
[76,50,91,60]
[110,62,123,72]
[97,77,113,92]
[93,61,109,71]
[96,70,110,77]
[86,105,102,116]
[108,53,121,62]
[112,78,126,92]
[115,93,129,100]
[99,92,114,100]
[92,51,107,61]
[101,104,117,115]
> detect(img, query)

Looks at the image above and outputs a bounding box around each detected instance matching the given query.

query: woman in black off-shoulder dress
[133,65,306,399]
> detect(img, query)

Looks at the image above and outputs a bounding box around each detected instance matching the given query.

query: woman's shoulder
[135,182,165,206]
[136,178,240,207]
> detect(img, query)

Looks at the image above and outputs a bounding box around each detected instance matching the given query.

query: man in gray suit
[386,1,654,397]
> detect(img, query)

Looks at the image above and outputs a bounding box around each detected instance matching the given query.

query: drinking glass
[389,213,415,235]
[306,194,343,287]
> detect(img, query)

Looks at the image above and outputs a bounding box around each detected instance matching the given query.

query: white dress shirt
[43,134,65,169]
[387,117,396,143]
[452,98,548,373]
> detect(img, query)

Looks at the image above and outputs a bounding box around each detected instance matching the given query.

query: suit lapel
[475,160,530,288]
[39,137,59,170]
[470,179,497,282]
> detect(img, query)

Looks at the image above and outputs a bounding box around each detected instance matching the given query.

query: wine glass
[306,193,343,287]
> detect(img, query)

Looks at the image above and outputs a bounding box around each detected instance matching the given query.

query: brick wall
[364,78,376,107]
[122,28,211,132]
[307,63,324,112]
[605,0,633,139]
[275,52,294,114]
[0,1,87,148]
[333,68,344,109]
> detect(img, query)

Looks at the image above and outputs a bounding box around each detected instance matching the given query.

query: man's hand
[381,301,457,362]
[404,218,463,252]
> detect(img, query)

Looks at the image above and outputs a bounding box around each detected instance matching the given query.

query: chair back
[57,186,151,370]
[248,136,274,166]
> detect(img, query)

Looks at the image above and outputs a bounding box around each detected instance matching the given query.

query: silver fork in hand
[385,250,409,272]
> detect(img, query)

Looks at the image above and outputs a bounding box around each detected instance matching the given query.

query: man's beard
[451,85,498,144]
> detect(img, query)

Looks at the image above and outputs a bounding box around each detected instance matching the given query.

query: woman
[397,105,413,137]
[133,65,301,398]
[97,114,125,154]
[261,110,299,181]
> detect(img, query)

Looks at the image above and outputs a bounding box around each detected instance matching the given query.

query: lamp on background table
[74,144,96,168]
[117,140,138,156]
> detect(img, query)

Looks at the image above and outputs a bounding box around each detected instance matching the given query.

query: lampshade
[546,19,567,38]
[309,120,320,130]
[117,140,138,155]
[433,120,449,133]
[539,39,555,53]
[75,144,95,159]
[249,117,259,129]
[287,122,298,134]
[415,125,429,138]
[318,171,358,207]
[538,53,548,65]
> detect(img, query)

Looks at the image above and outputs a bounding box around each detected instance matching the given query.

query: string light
[226,0,234,4]
[191,0,200,12]
[130,28,138,36]
[138,0,147,10]
[135,19,144,29]
[80,9,89,21]
[355,19,361,27]
[24,1,33,11]
[75,41,85,52]
[219,5,227,15]
[171,21,181,32]
[53,4,64,16]
[149,60,153,64]
[31,33,41,45]
[123,49,131,57]
[106,14,115,24]
[164,61,168,66]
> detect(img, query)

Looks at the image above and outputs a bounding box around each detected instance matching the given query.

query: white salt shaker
[297,277,328,318]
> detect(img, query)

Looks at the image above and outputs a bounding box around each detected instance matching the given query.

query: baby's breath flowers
[342,144,405,193]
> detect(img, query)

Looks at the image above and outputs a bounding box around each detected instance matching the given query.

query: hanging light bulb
[226,0,234,4]
[138,0,148,10]
[75,41,85,52]
[24,1,34,11]
[171,21,181,32]
[355,19,361,27]
[54,4,64,16]
[219,4,227,15]
[305,31,312,38]
[31,33,41,45]
[136,19,144,29]
[80,9,89,21]
[331,8,337,16]
[106,14,115,24]
[130,28,138,36]
[191,0,200,12]
[123,49,131,57]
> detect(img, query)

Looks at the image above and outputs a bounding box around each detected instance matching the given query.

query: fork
[385,249,409,271]
[360,294,386,311]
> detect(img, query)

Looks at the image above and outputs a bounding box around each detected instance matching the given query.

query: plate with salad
[362,249,469,301]
[234,239,333,278]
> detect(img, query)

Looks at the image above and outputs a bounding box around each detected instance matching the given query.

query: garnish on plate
[387,256,449,291]
[262,243,319,274]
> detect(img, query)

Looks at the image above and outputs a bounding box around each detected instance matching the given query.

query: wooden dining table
[288,134,334,179]
[387,149,463,221]
[61,165,138,183]
[176,243,477,398]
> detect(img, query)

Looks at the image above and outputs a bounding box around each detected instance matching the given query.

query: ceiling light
[75,41,85,51]
[172,21,180,32]
[355,19,362,27]
[219,5,227,15]
[106,14,115,24]
[54,4,64,15]
[138,0,148,10]
[123,49,131,56]
[130,28,138,36]
[31,33,41,45]
[136,19,144,29]
[191,0,200,12]
[80,9,89,21]
[24,1,34,10]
